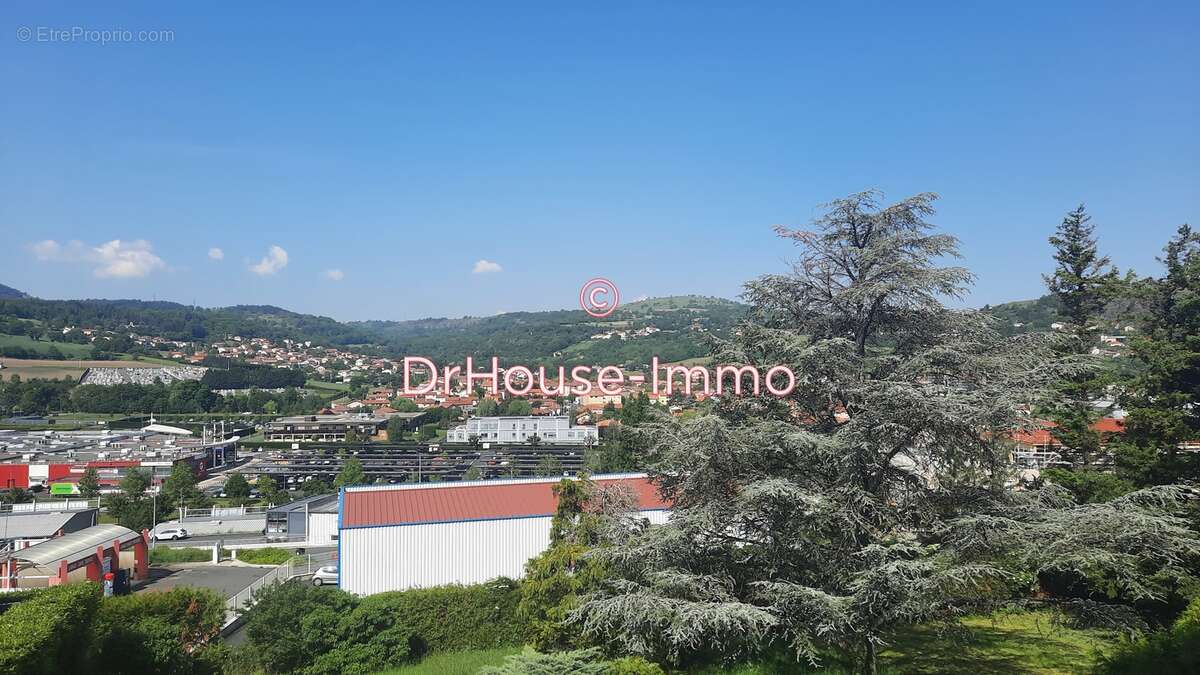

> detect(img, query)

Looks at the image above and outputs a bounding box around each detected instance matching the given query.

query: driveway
[136,563,275,598]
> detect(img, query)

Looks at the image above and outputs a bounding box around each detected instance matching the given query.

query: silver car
[311,565,338,586]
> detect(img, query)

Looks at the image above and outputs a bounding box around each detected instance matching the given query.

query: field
[305,379,351,392]
[0,357,163,381]
[0,333,94,358]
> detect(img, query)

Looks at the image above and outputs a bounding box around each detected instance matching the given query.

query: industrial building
[0,502,99,551]
[266,494,339,546]
[1,524,149,590]
[338,473,669,595]
[445,415,598,445]
[265,414,389,442]
[0,428,236,492]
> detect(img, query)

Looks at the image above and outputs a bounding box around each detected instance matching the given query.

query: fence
[180,504,272,520]
[0,498,100,514]
[223,550,337,624]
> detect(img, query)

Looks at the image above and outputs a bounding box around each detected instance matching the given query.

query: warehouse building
[1,524,149,590]
[337,473,668,595]
[265,494,339,545]
[0,507,99,551]
[0,429,236,492]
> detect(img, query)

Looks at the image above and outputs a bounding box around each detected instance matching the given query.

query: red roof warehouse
[337,473,670,595]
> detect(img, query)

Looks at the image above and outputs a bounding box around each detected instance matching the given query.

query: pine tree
[1045,205,1117,328]
[1114,224,1200,484]
[574,191,1199,674]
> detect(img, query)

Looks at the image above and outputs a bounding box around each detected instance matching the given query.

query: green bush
[242,578,526,674]
[235,548,296,565]
[479,647,610,675]
[244,581,360,674]
[1097,596,1200,674]
[150,546,213,564]
[362,578,524,655]
[0,584,100,675]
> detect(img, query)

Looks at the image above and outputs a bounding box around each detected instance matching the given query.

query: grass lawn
[376,648,519,675]
[878,611,1115,674]
[306,379,351,392]
[374,611,1114,675]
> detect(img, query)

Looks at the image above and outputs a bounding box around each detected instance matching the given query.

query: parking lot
[136,564,275,598]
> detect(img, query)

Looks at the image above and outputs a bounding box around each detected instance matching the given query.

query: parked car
[153,527,189,541]
[311,566,338,586]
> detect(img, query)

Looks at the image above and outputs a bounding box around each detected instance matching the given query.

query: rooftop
[12,524,142,567]
[341,473,669,529]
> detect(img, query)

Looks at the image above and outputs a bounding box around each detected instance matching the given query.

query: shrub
[478,647,609,675]
[0,584,101,675]
[235,548,296,565]
[244,580,359,674]
[150,546,213,564]
[1097,596,1200,674]
[355,578,524,655]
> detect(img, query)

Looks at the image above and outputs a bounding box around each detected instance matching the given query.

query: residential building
[265,414,388,442]
[445,415,598,445]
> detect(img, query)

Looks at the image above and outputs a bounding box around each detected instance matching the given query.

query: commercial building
[0,505,99,551]
[338,473,668,595]
[265,494,339,545]
[446,415,598,445]
[1,524,149,590]
[265,414,388,443]
[0,429,236,492]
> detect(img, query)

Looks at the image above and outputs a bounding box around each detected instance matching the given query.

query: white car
[311,566,338,586]
[153,527,189,541]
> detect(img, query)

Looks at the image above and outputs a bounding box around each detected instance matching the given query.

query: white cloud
[30,239,166,278]
[324,269,344,281]
[472,259,503,274]
[208,247,225,261]
[250,245,289,276]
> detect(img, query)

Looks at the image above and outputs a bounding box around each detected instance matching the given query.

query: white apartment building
[446,415,598,445]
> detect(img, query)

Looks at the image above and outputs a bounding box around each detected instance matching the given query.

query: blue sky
[2,2,1196,321]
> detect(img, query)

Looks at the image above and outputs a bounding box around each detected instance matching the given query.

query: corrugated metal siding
[343,476,668,528]
[340,508,670,595]
[341,517,554,595]
[306,512,338,546]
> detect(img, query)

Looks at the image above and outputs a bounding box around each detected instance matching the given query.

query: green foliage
[224,472,252,501]
[1040,468,1135,503]
[242,578,524,674]
[478,647,609,675]
[161,462,208,510]
[0,584,100,675]
[1097,596,1200,674]
[476,398,499,416]
[300,476,332,497]
[1117,225,1200,486]
[91,587,225,674]
[78,466,101,499]
[1044,204,1118,327]
[334,456,367,487]
[150,546,213,564]
[235,548,296,565]
[103,467,164,531]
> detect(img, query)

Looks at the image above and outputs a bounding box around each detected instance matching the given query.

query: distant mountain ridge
[0,283,28,299]
[0,294,747,367]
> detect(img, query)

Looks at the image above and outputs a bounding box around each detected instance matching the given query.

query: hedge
[0,583,101,675]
